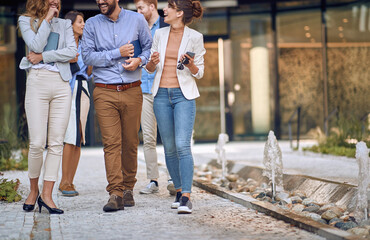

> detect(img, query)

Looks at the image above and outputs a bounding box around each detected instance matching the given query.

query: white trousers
[25,69,71,181]
[141,93,159,180]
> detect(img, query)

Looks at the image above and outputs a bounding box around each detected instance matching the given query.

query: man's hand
[119,42,134,58]
[122,57,141,71]
[70,53,79,63]
[45,7,59,23]
[27,51,43,65]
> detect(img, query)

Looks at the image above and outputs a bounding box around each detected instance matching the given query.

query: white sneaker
[167,180,176,196]
[178,196,192,214]
[139,182,159,194]
[171,191,182,209]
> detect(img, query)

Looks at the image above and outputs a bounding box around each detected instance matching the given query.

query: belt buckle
[116,85,123,91]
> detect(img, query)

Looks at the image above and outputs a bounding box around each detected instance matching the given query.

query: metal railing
[288,106,301,150]
[324,108,338,136]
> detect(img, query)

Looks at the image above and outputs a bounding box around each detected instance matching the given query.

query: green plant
[304,114,369,158]
[0,178,22,202]
[0,104,29,171]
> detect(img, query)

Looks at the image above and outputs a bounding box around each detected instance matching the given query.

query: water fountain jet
[354,141,369,222]
[263,131,283,200]
[215,133,229,180]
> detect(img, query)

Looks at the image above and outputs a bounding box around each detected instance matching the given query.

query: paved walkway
[0,144,327,240]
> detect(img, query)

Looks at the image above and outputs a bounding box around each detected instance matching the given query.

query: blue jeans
[153,88,196,193]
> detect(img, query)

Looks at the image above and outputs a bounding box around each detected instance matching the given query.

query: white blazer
[146,26,206,100]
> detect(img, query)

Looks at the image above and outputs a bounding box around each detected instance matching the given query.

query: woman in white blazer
[145,0,205,214]
[19,0,77,214]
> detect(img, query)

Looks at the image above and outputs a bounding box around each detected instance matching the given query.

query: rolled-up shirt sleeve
[137,15,152,66]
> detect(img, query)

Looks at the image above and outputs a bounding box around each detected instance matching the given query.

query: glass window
[326,1,370,121]
[278,10,321,44]
[229,11,273,138]
[277,8,324,137]
[326,2,370,42]
[190,9,228,36]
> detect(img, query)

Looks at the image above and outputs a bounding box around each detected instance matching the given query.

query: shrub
[0,178,22,203]
[304,114,369,158]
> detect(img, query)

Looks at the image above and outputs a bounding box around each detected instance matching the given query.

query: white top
[145,26,206,100]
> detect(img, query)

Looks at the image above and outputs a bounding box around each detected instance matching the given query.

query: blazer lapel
[160,27,170,69]
[177,26,190,62]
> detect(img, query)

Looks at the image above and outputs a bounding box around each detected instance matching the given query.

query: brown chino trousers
[93,85,143,197]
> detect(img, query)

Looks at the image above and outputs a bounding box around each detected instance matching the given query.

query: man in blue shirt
[134,0,176,196]
[81,0,152,212]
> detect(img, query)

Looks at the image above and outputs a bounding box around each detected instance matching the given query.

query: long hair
[22,0,62,32]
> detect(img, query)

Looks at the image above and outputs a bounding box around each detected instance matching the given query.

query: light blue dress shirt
[81,8,152,84]
[141,17,160,94]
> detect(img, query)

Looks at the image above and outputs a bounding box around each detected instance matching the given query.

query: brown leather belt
[95,80,141,92]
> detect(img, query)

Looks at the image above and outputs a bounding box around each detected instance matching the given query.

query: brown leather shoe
[103,194,124,212]
[123,190,135,207]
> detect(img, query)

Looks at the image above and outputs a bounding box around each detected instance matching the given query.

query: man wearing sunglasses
[81,0,152,212]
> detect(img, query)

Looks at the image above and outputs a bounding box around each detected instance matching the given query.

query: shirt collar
[102,7,125,22]
[152,16,160,29]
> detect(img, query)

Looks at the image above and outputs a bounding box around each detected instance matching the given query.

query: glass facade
[190,0,369,141]
[326,1,370,124]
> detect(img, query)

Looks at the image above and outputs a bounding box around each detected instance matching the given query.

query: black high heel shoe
[37,196,64,214]
[23,191,39,212]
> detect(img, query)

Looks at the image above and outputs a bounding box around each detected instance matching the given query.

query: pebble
[347,227,370,236]
[292,204,305,213]
[290,196,303,204]
[328,217,342,225]
[334,221,358,231]
[256,192,266,199]
[328,206,344,217]
[275,192,290,202]
[321,210,339,221]
[226,174,239,182]
[302,205,320,213]
[302,212,322,222]
[302,198,319,207]
[317,203,336,215]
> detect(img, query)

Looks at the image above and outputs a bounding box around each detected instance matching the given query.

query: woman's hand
[146,52,159,72]
[27,51,43,65]
[70,53,79,63]
[87,66,93,76]
[45,7,59,23]
[181,53,198,75]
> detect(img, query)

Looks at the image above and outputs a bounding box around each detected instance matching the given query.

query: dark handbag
[70,62,80,75]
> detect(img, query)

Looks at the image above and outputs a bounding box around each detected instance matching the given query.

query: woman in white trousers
[19,0,77,214]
